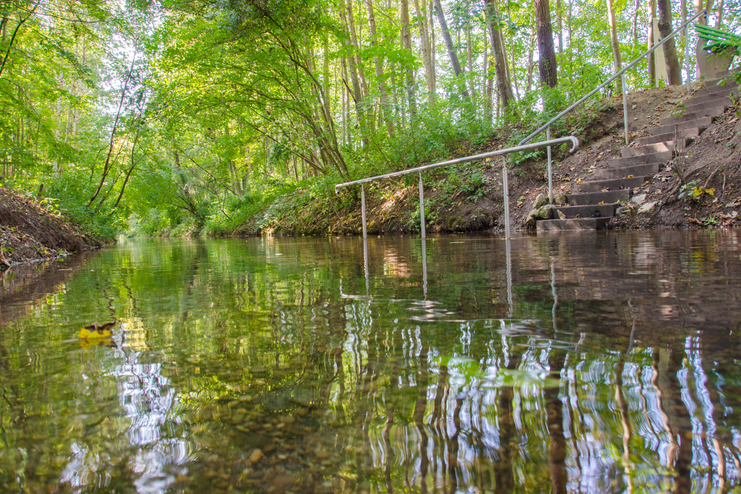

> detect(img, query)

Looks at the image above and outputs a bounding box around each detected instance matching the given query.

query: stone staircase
[538,69,739,232]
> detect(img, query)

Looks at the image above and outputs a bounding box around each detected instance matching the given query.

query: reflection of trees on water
[1,233,741,493]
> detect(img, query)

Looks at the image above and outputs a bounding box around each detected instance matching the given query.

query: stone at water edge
[534,194,548,209]
[526,204,555,228]
[632,193,647,205]
[638,202,657,214]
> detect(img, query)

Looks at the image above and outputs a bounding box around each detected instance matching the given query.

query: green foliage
[2,0,735,238]
[678,180,715,203]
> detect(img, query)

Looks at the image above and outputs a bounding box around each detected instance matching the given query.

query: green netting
[696,24,741,55]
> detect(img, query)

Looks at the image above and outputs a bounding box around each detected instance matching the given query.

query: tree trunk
[466,24,475,99]
[433,0,470,99]
[527,29,535,92]
[648,0,656,85]
[534,0,558,88]
[338,0,369,145]
[633,0,642,46]
[484,0,515,108]
[695,0,715,77]
[657,0,682,85]
[606,0,622,72]
[366,0,395,135]
[429,1,436,93]
[89,53,137,205]
[401,0,418,116]
[483,36,491,121]
[716,0,723,27]
[556,0,563,55]
[413,0,435,105]
[346,0,369,99]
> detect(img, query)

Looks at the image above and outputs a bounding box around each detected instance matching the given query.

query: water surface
[1,231,741,493]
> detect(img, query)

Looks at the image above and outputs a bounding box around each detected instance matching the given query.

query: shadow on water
[1,231,741,493]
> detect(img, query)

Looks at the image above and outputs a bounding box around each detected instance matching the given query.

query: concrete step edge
[648,117,712,136]
[659,106,726,125]
[607,151,672,168]
[537,217,611,231]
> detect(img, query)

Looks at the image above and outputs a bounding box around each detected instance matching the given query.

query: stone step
[683,99,730,115]
[621,142,671,157]
[694,80,738,96]
[555,204,616,218]
[714,68,740,79]
[591,163,660,180]
[621,140,690,156]
[579,176,648,192]
[566,189,630,205]
[684,92,736,108]
[607,150,672,168]
[537,217,611,231]
[648,117,712,136]
[637,128,700,146]
[659,105,726,125]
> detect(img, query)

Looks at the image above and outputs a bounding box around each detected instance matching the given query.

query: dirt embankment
[266,82,739,236]
[0,187,105,268]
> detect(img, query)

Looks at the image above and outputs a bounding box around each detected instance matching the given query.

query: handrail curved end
[569,137,580,154]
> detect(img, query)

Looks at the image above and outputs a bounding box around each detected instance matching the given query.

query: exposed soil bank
[0,187,105,268]
[237,82,741,236]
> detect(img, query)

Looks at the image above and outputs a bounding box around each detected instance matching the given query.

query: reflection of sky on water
[60,336,189,494]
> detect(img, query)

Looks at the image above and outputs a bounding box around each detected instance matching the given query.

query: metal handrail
[335,137,579,191]
[518,9,707,148]
[336,136,579,239]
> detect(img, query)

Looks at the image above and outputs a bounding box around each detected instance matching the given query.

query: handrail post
[361,184,367,239]
[546,125,553,204]
[418,172,426,239]
[621,73,630,145]
[502,157,510,239]
[684,20,691,97]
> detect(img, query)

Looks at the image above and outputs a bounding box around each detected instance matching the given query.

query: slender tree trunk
[414,0,435,105]
[483,37,492,121]
[527,29,536,92]
[401,0,418,116]
[648,0,657,85]
[657,0,682,85]
[366,0,394,135]
[429,1,436,93]
[606,0,623,72]
[113,128,141,209]
[507,29,520,99]
[633,0,642,46]
[346,0,369,99]
[716,0,723,27]
[534,0,559,87]
[466,24,475,99]
[556,0,563,55]
[433,0,470,99]
[338,0,369,145]
[485,0,515,108]
[89,53,137,205]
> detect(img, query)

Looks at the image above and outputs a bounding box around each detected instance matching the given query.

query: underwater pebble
[249,449,263,463]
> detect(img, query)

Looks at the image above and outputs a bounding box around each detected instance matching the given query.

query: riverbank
[227,81,740,235]
[0,187,105,268]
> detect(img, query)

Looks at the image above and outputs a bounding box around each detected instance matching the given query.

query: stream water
[1,231,741,493]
